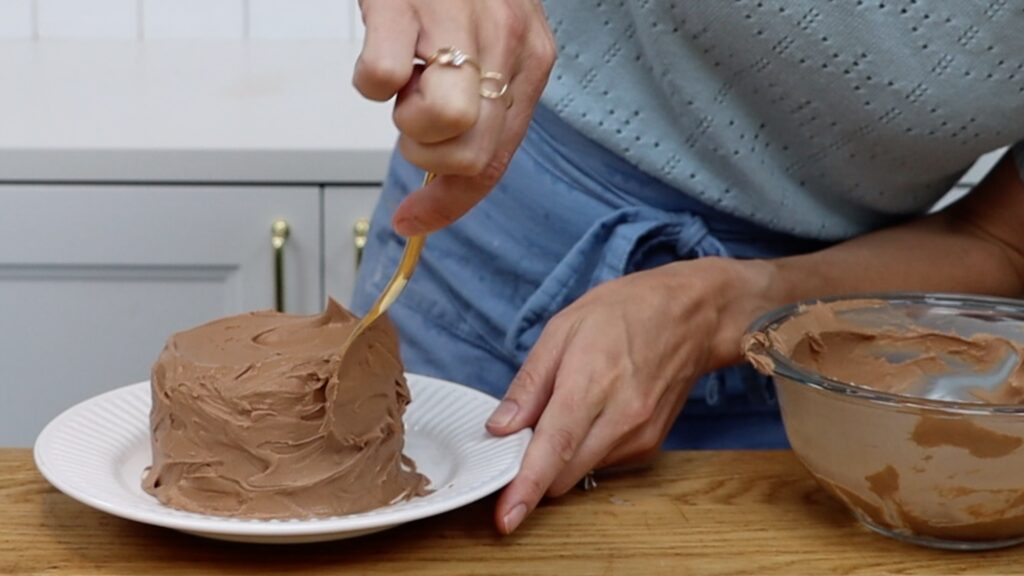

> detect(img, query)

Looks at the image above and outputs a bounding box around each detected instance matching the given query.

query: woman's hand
[353,0,556,237]
[482,152,1024,535]
[485,257,777,534]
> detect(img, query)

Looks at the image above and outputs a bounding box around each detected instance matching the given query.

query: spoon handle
[342,172,434,351]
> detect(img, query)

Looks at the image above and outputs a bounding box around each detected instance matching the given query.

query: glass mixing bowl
[744,293,1024,550]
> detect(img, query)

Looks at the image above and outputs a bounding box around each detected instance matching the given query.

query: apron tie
[505,205,737,405]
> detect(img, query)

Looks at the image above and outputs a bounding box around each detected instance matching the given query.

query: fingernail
[502,503,527,534]
[487,400,519,429]
[394,216,427,237]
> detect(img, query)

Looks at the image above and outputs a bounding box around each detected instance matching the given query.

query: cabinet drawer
[0,184,320,446]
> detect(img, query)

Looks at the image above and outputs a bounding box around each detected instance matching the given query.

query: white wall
[0,0,365,40]
[0,0,1003,191]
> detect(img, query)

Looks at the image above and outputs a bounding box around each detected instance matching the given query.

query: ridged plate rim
[33,374,530,541]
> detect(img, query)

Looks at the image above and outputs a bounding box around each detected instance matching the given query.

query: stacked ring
[425,46,512,108]
[479,71,509,99]
[424,46,480,72]
[480,71,513,108]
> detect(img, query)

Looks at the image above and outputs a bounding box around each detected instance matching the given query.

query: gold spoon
[341,171,434,352]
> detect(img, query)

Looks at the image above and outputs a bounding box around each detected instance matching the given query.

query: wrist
[702,256,785,370]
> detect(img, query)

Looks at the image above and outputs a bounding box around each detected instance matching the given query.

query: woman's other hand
[485,257,778,534]
[483,151,1024,535]
[353,0,556,237]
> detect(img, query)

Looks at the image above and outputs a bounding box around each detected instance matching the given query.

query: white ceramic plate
[34,375,530,544]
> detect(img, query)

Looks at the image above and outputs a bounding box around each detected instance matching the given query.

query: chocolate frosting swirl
[142,299,429,518]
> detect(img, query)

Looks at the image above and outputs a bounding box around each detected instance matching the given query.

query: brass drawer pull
[271,219,290,312]
[353,218,370,271]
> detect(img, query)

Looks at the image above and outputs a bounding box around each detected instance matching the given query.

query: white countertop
[0,40,398,183]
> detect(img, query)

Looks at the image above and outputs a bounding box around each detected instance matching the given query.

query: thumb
[391,151,513,237]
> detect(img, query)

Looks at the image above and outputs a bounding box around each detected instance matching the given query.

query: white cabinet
[0,39,397,447]
[0,184,321,446]
[324,186,382,305]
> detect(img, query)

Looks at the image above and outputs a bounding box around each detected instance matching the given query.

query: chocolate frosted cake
[142,299,429,518]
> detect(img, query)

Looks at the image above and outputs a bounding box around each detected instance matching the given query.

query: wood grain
[1,449,1019,575]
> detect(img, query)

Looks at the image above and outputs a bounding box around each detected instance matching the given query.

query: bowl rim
[745,292,1024,414]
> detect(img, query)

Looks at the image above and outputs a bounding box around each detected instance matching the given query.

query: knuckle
[354,58,408,99]
[502,4,529,45]
[396,137,427,168]
[622,396,657,428]
[635,426,663,454]
[476,151,512,188]
[532,30,558,71]
[548,427,579,463]
[422,98,477,134]
[519,471,547,500]
[391,105,417,136]
[509,366,542,398]
[398,140,484,178]
[447,148,490,175]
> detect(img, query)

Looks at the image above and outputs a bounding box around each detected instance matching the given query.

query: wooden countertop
[1,448,1018,575]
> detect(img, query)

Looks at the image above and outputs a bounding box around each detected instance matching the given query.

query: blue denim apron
[352,105,828,449]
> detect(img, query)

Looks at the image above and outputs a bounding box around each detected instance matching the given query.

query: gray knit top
[540,0,1024,240]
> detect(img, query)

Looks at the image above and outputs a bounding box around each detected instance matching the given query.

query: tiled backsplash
[0,0,363,40]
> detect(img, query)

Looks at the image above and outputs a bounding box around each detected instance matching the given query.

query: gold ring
[479,71,509,99]
[424,46,480,72]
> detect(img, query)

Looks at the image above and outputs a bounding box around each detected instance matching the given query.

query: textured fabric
[353,105,828,449]
[541,1,1024,240]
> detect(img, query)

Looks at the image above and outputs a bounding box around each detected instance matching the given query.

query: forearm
[711,153,1024,368]
[773,154,1024,301]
